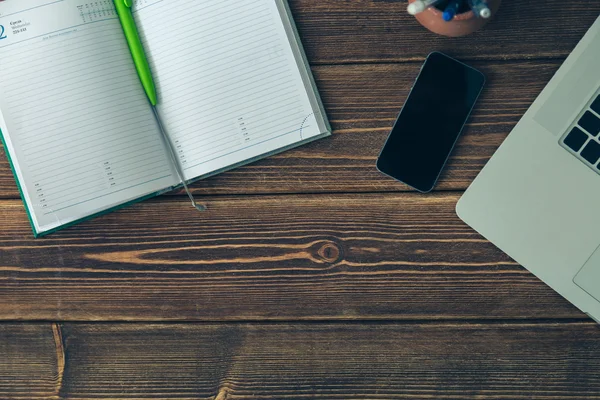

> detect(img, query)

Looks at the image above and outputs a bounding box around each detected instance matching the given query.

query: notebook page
[133,0,325,181]
[0,0,179,234]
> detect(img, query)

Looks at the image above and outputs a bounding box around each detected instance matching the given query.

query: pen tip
[480,8,491,18]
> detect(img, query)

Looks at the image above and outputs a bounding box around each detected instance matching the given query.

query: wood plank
[292,0,600,64]
[0,324,58,399]
[38,322,600,399]
[0,60,563,198]
[4,322,600,399]
[0,193,585,321]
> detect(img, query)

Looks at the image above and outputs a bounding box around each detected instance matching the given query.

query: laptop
[457,15,600,322]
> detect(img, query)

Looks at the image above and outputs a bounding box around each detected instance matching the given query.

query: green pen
[114,0,158,106]
[113,0,206,211]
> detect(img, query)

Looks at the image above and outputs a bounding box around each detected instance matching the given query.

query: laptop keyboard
[562,94,600,168]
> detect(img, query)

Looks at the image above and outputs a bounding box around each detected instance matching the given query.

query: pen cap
[407,2,427,15]
[407,0,501,37]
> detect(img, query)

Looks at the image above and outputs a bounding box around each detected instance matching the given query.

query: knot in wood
[315,240,342,264]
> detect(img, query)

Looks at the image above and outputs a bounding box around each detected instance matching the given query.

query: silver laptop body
[457,15,600,322]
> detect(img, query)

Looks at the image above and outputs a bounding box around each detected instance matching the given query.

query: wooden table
[2,1,600,399]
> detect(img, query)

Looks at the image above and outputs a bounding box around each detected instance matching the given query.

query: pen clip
[123,0,134,8]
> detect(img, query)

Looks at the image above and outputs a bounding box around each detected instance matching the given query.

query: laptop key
[591,95,600,115]
[564,127,589,152]
[578,111,600,136]
[580,140,600,165]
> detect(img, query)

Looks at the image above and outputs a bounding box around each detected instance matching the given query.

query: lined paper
[0,0,178,233]
[134,0,324,180]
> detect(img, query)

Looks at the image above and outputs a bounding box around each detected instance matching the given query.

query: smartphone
[376,52,485,193]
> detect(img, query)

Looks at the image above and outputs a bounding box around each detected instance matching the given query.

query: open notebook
[0,0,330,237]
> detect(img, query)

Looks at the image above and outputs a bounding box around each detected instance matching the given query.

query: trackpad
[574,244,600,302]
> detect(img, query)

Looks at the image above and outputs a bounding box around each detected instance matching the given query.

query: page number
[0,25,6,40]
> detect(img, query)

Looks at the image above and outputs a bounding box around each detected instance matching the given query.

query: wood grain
[0,324,59,399]
[0,60,564,198]
[291,0,600,64]
[2,322,600,399]
[0,193,584,321]
[1,1,599,398]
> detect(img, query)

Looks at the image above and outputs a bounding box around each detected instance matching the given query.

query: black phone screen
[376,52,485,192]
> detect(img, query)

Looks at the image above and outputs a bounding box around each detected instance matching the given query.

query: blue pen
[468,0,492,18]
[442,0,462,21]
